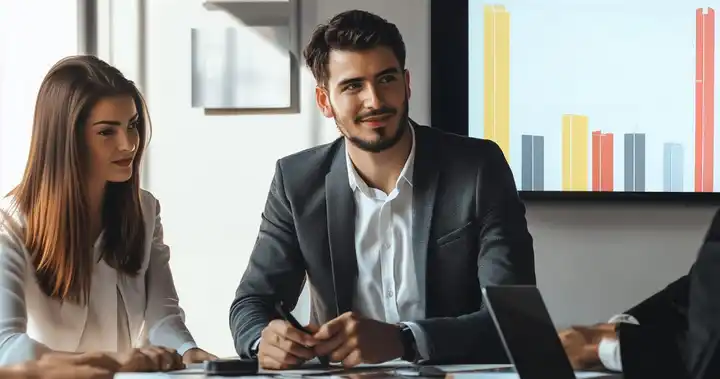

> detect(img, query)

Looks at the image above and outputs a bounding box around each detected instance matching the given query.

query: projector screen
[468,1,719,194]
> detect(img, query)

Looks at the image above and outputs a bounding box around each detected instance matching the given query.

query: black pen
[274,301,330,366]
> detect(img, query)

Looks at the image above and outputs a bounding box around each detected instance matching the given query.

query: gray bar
[634,134,646,191]
[624,134,635,191]
[672,144,683,191]
[663,143,672,192]
[521,135,533,190]
[664,143,684,192]
[533,136,544,190]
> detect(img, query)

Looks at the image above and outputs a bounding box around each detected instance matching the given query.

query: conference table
[113,361,623,378]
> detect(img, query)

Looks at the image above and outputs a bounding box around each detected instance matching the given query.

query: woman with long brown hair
[0,55,216,371]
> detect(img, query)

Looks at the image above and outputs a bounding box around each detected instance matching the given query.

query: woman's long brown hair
[11,55,150,305]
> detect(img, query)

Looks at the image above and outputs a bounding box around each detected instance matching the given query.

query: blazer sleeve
[414,140,537,364]
[613,278,690,376]
[0,230,51,365]
[622,275,689,326]
[229,160,307,358]
[473,141,536,285]
[621,203,720,325]
[143,198,197,355]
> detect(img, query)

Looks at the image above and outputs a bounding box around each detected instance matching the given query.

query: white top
[345,125,430,359]
[117,289,132,352]
[0,190,197,365]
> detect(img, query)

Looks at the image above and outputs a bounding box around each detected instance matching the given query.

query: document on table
[412,364,514,373]
[261,359,414,376]
[445,371,612,379]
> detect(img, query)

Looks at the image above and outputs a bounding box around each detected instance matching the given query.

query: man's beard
[334,98,410,153]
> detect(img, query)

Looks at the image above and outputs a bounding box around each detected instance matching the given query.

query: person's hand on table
[8,351,120,379]
[313,312,403,368]
[558,323,617,369]
[182,347,219,364]
[115,346,185,372]
[258,319,319,369]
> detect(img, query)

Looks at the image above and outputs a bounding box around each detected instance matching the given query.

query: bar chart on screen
[469,1,720,193]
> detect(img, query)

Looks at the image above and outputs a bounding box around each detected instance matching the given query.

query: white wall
[0,0,78,195]
[530,202,714,328]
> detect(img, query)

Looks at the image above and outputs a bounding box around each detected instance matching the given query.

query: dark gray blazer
[618,209,720,379]
[229,124,536,364]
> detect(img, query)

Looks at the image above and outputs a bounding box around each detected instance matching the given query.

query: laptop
[481,285,622,379]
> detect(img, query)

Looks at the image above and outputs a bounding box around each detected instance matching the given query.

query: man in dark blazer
[559,209,720,379]
[229,9,536,370]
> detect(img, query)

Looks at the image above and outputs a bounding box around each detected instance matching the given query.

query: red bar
[696,8,704,192]
[601,133,614,191]
[695,8,715,192]
[704,9,715,192]
[592,131,601,191]
[592,131,614,191]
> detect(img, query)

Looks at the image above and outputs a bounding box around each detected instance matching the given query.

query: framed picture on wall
[190,26,292,110]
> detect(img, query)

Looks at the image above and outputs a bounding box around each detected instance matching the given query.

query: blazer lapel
[411,125,440,316]
[325,143,358,317]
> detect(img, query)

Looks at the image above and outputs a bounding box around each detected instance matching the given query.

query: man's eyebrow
[336,67,401,87]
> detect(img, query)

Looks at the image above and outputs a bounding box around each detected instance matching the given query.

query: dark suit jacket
[618,208,720,379]
[229,124,536,364]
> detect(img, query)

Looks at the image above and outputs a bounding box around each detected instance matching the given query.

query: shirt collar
[346,123,416,192]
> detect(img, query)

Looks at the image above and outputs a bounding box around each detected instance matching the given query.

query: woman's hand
[182,347,219,364]
[116,346,185,372]
[9,352,120,379]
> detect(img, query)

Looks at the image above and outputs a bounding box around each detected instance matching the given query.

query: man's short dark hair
[303,10,407,86]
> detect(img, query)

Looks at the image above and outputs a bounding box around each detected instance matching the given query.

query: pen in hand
[274,302,330,366]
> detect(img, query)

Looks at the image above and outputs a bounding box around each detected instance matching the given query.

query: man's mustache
[355,107,397,122]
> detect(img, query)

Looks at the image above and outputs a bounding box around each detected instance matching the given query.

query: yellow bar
[562,114,588,190]
[484,5,510,162]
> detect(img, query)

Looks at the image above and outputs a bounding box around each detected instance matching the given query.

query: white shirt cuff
[401,322,430,360]
[608,314,639,325]
[597,313,639,372]
[598,338,622,372]
[177,341,199,356]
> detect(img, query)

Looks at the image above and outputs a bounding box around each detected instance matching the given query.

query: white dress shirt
[597,313,640,372]
[345,125,430,359]
[0,191,197,365]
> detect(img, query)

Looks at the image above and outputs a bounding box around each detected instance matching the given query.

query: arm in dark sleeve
[229,161,307,358]
[617,207,720,378]
[624,206,720,326]
[623,275,690,326]
[680,208,720,379]
[684,239,720,379]
[414,141,537,364]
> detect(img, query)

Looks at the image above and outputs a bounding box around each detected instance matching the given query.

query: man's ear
[315,86,334,118]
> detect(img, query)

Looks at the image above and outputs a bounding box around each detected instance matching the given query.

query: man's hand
[10,352,121,379]
[258,319,318,370]
[313,312,403,367]
[116,346,185,372]
[558,323,617,369]
[182,348,218,364]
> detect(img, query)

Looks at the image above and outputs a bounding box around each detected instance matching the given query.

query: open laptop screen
[482,285,577,379]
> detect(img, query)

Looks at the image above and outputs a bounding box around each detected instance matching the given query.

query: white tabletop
[113,363,616,378]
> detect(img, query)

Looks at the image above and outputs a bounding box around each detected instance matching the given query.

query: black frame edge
[429,0,720,203]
